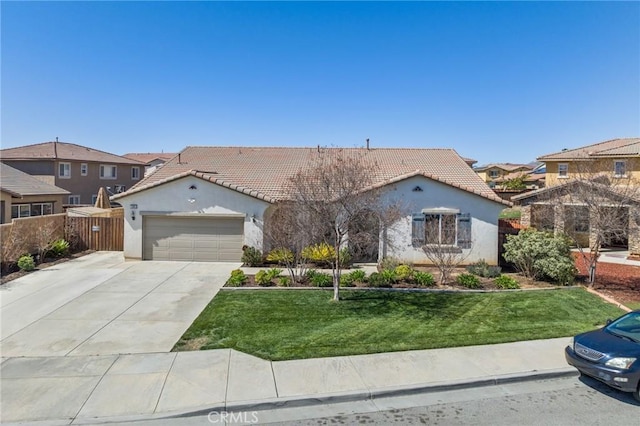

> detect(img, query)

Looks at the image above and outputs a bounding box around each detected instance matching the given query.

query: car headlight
[569,337,574,349]
[605,357,637,370]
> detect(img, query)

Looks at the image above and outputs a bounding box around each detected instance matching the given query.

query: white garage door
[143,216,244,261]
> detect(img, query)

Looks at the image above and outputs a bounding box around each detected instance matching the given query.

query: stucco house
[0,141,145,206]
[513,138,640,256]
[475,163,533,189]
[0,163,69,224]
[122,152,176,177]
[112,146,511,264]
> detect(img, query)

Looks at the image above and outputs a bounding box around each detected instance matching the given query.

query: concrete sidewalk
[0,337,575,424]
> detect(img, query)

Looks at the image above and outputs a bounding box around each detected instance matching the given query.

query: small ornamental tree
[503,229,576,285]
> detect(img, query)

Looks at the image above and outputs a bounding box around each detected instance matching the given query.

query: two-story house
[513,138,640,256]
[475,163,533,188]
[0,141,145,206]
[122,152,176,177]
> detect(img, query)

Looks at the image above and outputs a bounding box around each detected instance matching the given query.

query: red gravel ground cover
[573,253,640,305]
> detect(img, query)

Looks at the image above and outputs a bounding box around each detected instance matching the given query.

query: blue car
[565,310,640,402]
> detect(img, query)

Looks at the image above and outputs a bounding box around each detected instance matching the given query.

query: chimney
[366,138,370,150]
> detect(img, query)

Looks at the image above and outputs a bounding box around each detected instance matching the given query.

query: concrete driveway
[0,252,239,356]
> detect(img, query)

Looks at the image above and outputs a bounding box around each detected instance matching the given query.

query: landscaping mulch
[572,253,640,306]
[0,250,95,286]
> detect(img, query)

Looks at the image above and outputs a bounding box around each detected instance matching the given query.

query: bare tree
[543,159,640,286]
[286,149,404,301]
[419,213,472,284]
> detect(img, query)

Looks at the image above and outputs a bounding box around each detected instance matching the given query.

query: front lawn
[173,288,624,361]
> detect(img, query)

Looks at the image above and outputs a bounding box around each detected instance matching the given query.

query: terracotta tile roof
[474,163,533,172]
[538,138,640,161]
[494,170,546,183]
[0,163,70,197]
[113,146,510,206]
[122,152,177,164]
[0,141,145,165]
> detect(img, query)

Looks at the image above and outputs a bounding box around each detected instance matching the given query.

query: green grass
[626,301,640,310]
[499,208,522,219]
[173,288,624,361]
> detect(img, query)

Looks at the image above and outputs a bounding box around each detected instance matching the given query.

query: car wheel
[634,386,640,403]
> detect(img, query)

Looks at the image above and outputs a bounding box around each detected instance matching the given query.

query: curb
[169,367,579,419]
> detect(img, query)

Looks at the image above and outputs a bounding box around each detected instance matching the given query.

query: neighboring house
[493,163,546,190]
[0,141,145,206]
[112,146,511,264]
[475,163,533,188]
[122,152,176,177]
[513,138,640,256]
[0,163,69,224]
[539,137,640,187]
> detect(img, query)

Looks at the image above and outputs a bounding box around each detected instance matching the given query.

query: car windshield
[605,312,640,343]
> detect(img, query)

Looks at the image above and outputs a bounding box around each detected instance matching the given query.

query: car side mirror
[606,319,613,325]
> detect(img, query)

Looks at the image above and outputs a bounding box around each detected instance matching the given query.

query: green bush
[17,254,35,271]
[277,276,292,287]
[379,257,401,271]
[307,270,333,287]
[48,239,70,257]
[394,264,414,282]
[503,229,576,285]
[266,248,294,265]
[466,259,501,278]
[368,272,393,288]
[340,273,355,287]
[242,246,263,267]
[414,271,436,287]
[226,269,247,287]
[348,270,367,283]
[255,269,278,287]
[494,275,520,289]
[456,273,482,289]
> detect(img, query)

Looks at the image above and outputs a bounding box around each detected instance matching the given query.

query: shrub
[48,239,70,258]
[494,275,520,289]
[379,257,401,271]
[242,246,263,267]
[380,268,397,284]
[307,270,333,287]
[226,269,247,287]
[266,248,294,265]
[503,229,576,285]
[17,254,35,272]
[368,271,393,288]
[414,271,436,287]
[302,243,336,266]
[349,270,367,283]
[394,264,414,282]
[255,269,278,286]
[277,276,292,287]
[466,259,501,278]
[340,273,355,287]
[456,273,482,289]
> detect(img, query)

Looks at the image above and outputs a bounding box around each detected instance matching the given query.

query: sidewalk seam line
[70,354,121,422]
[153,352,178,414]
[270,360,280,398]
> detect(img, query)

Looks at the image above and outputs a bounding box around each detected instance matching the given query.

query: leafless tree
[543,159,640,286]
[285,148,404,301]
[420,213,472,285]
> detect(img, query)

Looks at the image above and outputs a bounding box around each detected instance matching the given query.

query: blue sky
[2,1,638,165]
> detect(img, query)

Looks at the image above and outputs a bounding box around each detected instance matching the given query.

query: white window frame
[59,162,71,179]
[11,204,31,218]
[80,163,88,176]
[131,166,140,180]
[489,170,500,179]
[91,194,98,204]
[100,164,117,180]
[68,195,81,205]
[614,160,627,178]
[114,185,126,193]
[558,163,569,178]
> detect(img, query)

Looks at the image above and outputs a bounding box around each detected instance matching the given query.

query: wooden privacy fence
[66,216,124,251]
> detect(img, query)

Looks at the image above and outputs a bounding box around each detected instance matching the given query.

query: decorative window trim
[131,166,140,180]
[80,163,88,176]
[614,160,627,178]
[412,211,472,249]
[59,162,71,179]
[558,163,569,178]
[100,164,117,180]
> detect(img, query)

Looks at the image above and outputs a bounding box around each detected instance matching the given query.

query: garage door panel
[143,216,244,262]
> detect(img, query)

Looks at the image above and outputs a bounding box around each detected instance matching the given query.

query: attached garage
[143,215,244,261]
